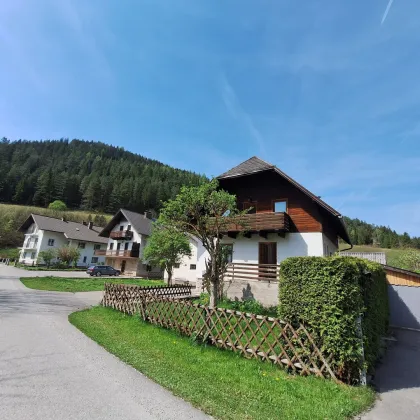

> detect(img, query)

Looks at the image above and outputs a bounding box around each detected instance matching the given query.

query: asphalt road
[0,264,209,420]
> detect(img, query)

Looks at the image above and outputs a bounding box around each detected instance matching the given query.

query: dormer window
[273,200,287,213]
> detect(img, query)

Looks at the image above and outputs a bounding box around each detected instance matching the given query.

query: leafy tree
[158,180,247,307]
[57,246,81,267]
[143,224,191,286]
[38,249,56,267]
[48,200,67,211]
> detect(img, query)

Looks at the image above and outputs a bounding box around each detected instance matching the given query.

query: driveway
[2,264,141,279]
[362,329,420,419]
[0,264,208,420]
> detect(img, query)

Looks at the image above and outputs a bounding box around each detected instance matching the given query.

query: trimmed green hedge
[278,256,389,383]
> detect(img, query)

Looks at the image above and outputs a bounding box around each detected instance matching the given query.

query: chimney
[82,221,88,226]
[88,221,93,230]
[144,210,152,219]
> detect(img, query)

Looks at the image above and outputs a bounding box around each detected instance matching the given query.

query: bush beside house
[278,256,389,383]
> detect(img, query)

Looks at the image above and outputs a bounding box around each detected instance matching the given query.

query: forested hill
[0,138,207,213]
[344,217,420,250]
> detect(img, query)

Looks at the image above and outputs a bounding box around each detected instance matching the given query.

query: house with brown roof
[170,156,352,304]
[18,214,108,266]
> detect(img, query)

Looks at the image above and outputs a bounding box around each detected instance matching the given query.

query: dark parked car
[87,265,121,277]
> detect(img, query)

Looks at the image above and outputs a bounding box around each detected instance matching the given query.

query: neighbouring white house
[170,156,352,305]
[18,214,108,266]
[97,209,162,277]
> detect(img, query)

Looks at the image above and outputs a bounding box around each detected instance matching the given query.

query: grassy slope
[21,276,164,292]
[339,244,406,267]
[0,203,112,249]
[69,306,375,420]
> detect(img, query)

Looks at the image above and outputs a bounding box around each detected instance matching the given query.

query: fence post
[356,315,367,385]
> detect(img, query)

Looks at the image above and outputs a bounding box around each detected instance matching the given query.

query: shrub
[48,200,67,211]
[278,256,389,383]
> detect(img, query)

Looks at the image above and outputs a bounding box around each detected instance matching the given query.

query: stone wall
[224,279,279,307]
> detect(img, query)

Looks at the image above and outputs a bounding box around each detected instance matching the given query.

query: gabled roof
[99,209,153,237]
[218,156,275,179]
[18,214,108,244]
[217,156,351,244]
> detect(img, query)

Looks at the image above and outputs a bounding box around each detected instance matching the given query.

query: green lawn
[21,276,164,292]
[69,306,375,420]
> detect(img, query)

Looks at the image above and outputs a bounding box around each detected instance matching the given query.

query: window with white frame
[34,238,38,246]
[94,244,101,250]
[47,239,55,246]
[78,242,86,249]
[31,252,36,259]
[91,257,98,263]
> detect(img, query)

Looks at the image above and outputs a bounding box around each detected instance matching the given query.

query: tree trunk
[209,281,218,308]
[167,269,173,286]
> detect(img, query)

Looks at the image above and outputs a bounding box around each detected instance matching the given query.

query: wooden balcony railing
[221,212,290,234]
[224,262,280,282]
[94,249,140,258]
[110,230,133,240]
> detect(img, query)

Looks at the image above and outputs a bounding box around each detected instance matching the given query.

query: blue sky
[1,0,420,235]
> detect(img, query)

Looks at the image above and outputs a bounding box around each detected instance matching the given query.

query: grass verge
[69,306,375,420]
[21,276,164,292]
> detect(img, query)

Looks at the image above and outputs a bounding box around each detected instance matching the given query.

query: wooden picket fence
[102,284,337,381]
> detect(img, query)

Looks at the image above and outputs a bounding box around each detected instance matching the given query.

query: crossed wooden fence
[102,283,194,315]
[102,284,337,380]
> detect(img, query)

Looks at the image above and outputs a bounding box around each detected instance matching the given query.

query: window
[78,242,86,249]
[174,263,180,268]
[273,200,287,213]
[94,244,101,250]
[23,252,27,259]
[222,244,233,263]
[31,252,36,259]
[127,224,131,231]
[119,225,124,231]
[124,242,129,250]
[109,243,114,250]
[91,257,98,263]
[34,238,38,246]
[83,256,87,263]
[47,239,55,246]
[190,264,196,270]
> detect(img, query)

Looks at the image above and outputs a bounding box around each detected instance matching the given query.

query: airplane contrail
[381,0,395,25]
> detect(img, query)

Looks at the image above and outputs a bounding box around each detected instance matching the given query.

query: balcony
[110,230,133,240]
[95,249,140,258]
[225,263,280,282]
[221,212,290,237]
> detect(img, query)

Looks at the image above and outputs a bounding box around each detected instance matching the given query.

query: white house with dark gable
[170,157,352,304]
[97,209,162,277]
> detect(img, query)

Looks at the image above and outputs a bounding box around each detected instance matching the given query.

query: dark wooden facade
[219,171,341,244]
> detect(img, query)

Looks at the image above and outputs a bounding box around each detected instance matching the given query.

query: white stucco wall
[19,223,107,266]
[221,232,324,264]
[166,237,208,284]
[322,234,338,256]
